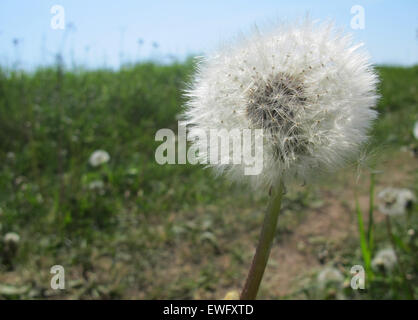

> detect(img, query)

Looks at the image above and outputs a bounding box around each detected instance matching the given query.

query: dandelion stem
[240,181,284,300]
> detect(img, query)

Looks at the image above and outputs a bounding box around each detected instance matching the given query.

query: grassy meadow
[0,60,417,299]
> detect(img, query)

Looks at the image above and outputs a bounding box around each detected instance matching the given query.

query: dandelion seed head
[3,232,20,244]
[184,19,379,189]
[377,187,415,216]
[317,267,344,289]
[372,248,397,272]
[89,150,110,167]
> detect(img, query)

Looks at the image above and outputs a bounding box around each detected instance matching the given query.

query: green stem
[385,216,415,299]
[356,194,373,281]
[367,172,375,253]
[240,182,284,300]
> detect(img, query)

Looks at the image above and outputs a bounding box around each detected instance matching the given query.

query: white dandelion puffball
[3,232,20,244]
[377,187,415,216]
[184,19,379,188]
[89,150,110,167]
[413,122,418,140]
[317,267,344,289]
[372,248,397,272]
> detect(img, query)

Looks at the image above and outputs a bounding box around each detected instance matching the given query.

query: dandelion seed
[89,150,110,167]
[377,187,415,216]
[184,19,378,189]
[372,248,397,272]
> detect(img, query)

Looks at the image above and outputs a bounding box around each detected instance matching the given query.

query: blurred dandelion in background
[316,266,346,300]
[317,267,344,290]
[372,248,397,272]
[3,232,20,245]
[88,150,110,167]
[377,187,415,216]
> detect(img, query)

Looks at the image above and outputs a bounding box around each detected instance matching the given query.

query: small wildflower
[372,248,397,272]
[223,290,240,300]
[89,150,110,167]
[377,187,415,216]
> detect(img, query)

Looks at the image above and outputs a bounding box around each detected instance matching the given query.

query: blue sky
[0,0,417,69]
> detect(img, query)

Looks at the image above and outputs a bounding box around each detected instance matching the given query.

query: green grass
[0,60,234,235]
[372,66,418,146]
[0,62,417,299]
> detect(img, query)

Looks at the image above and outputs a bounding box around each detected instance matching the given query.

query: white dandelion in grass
[89,150,110,167]
[317,267,344,290]
[378,188,415,297]
[183,18,378,299]
[377,187,415,216]
[3,232,20,244]
[372,248,397,272]
[185,19,378,190]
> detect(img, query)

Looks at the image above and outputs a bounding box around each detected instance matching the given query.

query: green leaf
[367,172,375,254]
[356,196,373,280]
